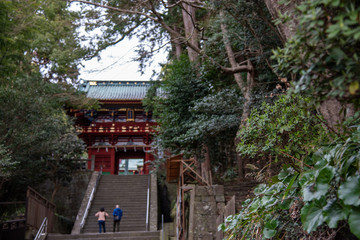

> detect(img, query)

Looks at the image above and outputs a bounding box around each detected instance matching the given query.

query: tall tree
[70,0,282,180]
[0,0,88,83]
[0,0,96,201]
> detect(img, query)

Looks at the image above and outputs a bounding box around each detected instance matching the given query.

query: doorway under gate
[118,158,144,175]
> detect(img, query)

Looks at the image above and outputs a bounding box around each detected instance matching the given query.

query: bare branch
[68,0,253,74]
[85,20,145,59]
[68,0,158,22]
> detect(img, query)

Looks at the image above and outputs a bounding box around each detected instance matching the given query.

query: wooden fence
[0,219,26,240]
[26,187,55,233]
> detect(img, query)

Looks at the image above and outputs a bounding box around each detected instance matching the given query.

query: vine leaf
[317,166,335,184]
[338,175,360,206]
[263,219,278,239]
[301,199,326,233]
[303,183,329,201]
[323,199,347,228]
[349,207,360,238]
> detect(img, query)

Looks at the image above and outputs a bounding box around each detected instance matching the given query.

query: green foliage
[237,95,326,163]
[0,76,86,199]
[0,0,96,202]
[190,88,243,137]
[222,115,360,239]
[204,0,282,86]
[299,124,360,236]
[0,144,16,181]
[219,167,301,239]
[222,0,360,238]
[272,0,360,104]
[145,55,244,178]
[0,0,87,83]
[143,0,283,180]
[145,55,209,153]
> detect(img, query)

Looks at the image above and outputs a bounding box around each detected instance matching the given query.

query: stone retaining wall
[190,185,225,240]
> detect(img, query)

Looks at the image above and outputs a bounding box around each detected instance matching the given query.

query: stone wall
[39,171,93,233]
[71,171,99,234]
[149,173,158,231]
[191,185,225,240]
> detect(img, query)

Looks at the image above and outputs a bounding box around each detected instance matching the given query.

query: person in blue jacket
[113,204,123,232]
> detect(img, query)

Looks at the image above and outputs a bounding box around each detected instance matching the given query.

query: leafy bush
[221,113,360,239]
[220,0,360,236]
[237,94,327,166]
[272,0,360,104]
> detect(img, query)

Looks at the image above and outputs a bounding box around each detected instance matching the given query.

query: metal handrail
[34,217,47,240]
[80,169,102,229]
[145,174,150,231]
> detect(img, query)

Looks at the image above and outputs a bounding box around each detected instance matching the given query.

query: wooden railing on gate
[26,187,55,233]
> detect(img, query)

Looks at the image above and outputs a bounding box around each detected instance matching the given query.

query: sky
[70,3,167,82]
[78,39,167,82]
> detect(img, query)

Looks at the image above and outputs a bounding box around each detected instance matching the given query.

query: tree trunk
[263,0,302,42]
[173,26,183,58]
[202,144,212,185]
[181,1,199,62]
[236,153,245,181]
[51,183,60,203]
[220,10,254,122]
[220,10,255,180]
[319,99,356,133]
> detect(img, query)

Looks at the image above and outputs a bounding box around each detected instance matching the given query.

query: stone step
[224,181,259,211]
[92,195,147,199]
[82,226,147,233]
[46,231,160,240]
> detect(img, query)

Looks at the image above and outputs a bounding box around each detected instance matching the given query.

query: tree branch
[68,0,159,22]
[68,0,253,74]
[85,20,145,59]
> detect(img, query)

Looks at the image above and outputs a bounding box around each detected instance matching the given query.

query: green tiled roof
[79,81,152,100]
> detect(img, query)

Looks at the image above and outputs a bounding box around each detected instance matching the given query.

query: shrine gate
[70,80,156,175]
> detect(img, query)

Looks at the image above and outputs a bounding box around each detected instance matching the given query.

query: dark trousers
[113,220,120,232]
[98,220,106,233]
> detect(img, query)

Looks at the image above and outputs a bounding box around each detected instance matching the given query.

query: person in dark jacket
[113,204,123,232]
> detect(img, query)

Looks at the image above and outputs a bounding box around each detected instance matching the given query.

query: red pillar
[87,149,92,170]
[110,148,115,174]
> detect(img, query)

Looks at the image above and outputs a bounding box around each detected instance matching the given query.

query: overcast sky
[78,35,167,82]
[70,2,167,82]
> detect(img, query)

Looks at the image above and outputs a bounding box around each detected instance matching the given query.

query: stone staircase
[46,174,160,240]
[224,181,259,212]
[46,231,160,240]
[83,175,149,233]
